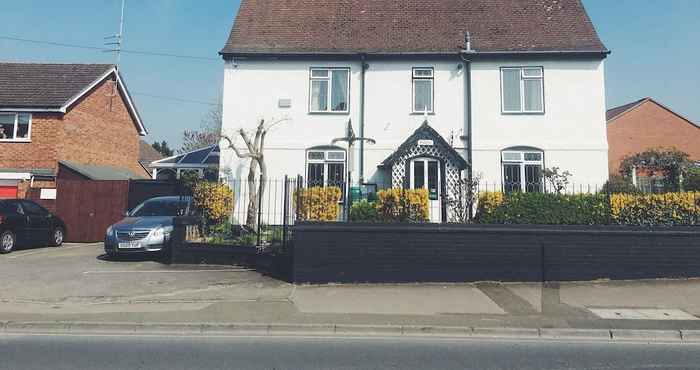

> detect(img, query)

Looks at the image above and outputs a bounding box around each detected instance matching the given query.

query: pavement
[4,334,700,370]
[3,242,700,341]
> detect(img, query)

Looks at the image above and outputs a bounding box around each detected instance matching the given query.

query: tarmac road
[3,333,700,370]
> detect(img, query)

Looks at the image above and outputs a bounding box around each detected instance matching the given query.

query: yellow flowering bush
[192,181,234,224]
[475,191,505,220]
[295,186,342,222]
[611,192,700,226]
[376,188,429,222]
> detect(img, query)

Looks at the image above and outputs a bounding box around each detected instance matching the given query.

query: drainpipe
[459,53,473,184]
[358,54,367,185]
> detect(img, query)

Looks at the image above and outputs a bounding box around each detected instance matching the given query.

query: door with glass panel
[410,158,442,223]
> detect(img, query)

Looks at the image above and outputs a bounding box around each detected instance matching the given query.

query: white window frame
[412,67,435,114]
[500,67,545,114]
[306,149,346,187]
[501,150,544,192]
[0,112,32,142]
[309,67,350,114]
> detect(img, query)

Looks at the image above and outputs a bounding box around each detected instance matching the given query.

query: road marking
[83,269,251,274]
[7,244,98,259]
[590,308,699,321]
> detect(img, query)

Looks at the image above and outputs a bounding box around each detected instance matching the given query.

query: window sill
[410,112,435,116]
[308,111,350,115]
[501,111,545,116]
[0,139,31,143]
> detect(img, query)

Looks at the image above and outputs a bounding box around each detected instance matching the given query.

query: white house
[219,0,610,222]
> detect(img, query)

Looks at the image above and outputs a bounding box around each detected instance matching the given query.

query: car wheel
[50,227,65,247]
[1,231,15,254]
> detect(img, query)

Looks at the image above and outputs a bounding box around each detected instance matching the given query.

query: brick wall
[57,79,145,177]
[0,113,61,171]
[0,76,148,198]
[607,100,700,175]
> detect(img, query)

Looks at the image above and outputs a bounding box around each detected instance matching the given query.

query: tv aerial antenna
[104,0,126,111]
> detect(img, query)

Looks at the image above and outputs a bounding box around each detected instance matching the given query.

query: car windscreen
[129,199,188,217]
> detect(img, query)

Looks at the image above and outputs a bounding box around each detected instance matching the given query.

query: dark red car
[0,199,66,254]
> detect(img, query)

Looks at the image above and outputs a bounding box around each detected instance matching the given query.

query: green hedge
[476,192,610,225]
[476,191,699,226]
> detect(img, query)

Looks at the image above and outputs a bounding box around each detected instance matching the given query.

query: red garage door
[0,186,17,199]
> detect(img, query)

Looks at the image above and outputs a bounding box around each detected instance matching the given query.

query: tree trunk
[246,159,259,230]
[258,156,267,215]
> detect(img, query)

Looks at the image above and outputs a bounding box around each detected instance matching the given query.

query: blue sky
[1,1,698,148]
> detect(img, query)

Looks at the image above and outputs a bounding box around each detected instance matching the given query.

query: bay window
[501,67,544,114]
[309,68,350,113]
[0,113,31,142]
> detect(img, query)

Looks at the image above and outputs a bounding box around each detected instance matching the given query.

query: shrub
[192,181,234,224]
[350,200,379,222]
[376,188,429,223]
[600,175,639,194]
[610,192,700,226]
[474,191,505,222]
[477,192,610,225]
[684,168,700,192]
[295,186,342,222]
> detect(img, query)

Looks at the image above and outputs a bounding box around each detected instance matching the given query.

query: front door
[410,158,442,223]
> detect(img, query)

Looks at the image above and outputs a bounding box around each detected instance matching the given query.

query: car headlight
[106,226,114,236]
[151,226,173,240]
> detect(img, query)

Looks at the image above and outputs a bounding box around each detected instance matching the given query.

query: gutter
[220,49,611,59]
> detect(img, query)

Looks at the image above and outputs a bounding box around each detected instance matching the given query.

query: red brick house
[0,63,148,198]
[606,97,700,176]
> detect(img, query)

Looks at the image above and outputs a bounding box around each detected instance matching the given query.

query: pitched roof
[0,63,113,109]
[151,145,220,168]
[380,120,468,169]
[607,97,700,128]
[222,0,607,55]
[59,161,146,181]
[139,140,164,164]
[606,98,648,122]
[0,62,147,135]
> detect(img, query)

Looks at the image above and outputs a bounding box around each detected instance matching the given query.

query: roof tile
[0,63,114,109]
[222,0,607,55]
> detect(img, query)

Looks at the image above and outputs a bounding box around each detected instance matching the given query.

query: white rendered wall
[221,57,609,190]
[470,58,609,188]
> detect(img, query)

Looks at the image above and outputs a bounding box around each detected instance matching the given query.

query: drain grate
[589,308,698,320]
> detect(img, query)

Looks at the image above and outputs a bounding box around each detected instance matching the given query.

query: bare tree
[221,118,289,230]
[179,106,223,154]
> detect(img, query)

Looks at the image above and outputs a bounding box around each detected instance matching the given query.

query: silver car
[104,196,193,257]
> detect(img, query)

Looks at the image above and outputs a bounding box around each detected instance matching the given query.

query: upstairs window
[412,68,434,113]
[309,68,350,113]
[501,67,544,114]
[0,113,31,142]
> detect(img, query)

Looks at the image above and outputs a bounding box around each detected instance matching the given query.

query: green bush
[685,168,700,191]
[350,200,379,222]
[477,192,610,225]
[600,175,639,194]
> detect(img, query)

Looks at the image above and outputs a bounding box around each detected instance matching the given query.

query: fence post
[257,175,263,246]
[282,175,289,251]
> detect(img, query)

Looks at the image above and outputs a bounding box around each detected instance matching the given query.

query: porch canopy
[379,120,467,189]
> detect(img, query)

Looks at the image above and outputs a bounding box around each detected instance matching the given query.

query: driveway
[0,243,292,314]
